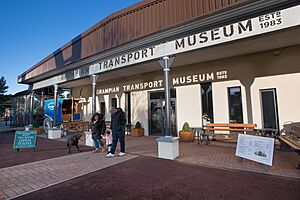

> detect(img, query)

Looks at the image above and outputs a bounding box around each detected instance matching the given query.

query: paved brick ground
[0,132,299,200]
[42,130,299,179]
[0,132,94,169]
[125,136,300,179]
[14,156,300,200]
[0,152,136,200]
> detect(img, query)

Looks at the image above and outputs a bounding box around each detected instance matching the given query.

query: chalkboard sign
[13,131,37,151]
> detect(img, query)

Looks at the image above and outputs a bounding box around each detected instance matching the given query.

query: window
[201,83,214,123]
[260,89,279,130]
[100,102,105,115]
[149,89,176,100]
[228,87,243,123]
[125,93,131,124]
[111,98,117,108]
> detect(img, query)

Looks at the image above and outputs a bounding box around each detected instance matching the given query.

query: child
[103,129,113,153]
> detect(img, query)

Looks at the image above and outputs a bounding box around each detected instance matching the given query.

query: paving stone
[0,152,137,199]
[1,135,299,199]
[0,194,8,200]
[3,190,17,198]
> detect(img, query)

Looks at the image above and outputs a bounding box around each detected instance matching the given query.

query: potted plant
[31,106,43,134]
[179,122,194,142]
[32,121,43,134]
[131,121,144,137]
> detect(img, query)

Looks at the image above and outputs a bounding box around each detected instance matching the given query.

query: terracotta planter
[32,127,43,134]
[179,131,194,142]
[131,128,144,137]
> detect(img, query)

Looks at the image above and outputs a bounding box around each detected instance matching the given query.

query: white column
[29,91,34,128]
[53,84,58,128]
[91,74,99,114]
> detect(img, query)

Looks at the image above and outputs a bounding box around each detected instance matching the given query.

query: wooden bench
[278,125,300,169]
[61,121,90,132]
[204,123,257,144]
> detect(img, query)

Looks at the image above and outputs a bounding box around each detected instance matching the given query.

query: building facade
[18,0,300,136]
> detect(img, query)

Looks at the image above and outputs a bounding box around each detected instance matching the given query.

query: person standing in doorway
[91,113,105,153]
[106,107,126,157]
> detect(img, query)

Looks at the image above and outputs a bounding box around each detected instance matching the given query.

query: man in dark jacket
[106,107,126,157]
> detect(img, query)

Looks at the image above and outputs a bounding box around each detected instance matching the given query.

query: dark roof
[13,90,30,97]
[18,0,247,83]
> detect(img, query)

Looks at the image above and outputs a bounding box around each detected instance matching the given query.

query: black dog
[66,133,83,153]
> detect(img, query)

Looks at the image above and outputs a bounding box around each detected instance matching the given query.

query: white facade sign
[235,134,275,166]
[32,6,300,90]
[96,70,228,94]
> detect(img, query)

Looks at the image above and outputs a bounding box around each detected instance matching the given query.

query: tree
[0,76,9,95]
[0,76,11,117]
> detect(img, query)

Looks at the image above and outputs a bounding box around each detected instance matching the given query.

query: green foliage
[0,94,12,105]
[135,121,142,129]
[0,76,8,95]
[181,122,191,132]
[0,76,11,114]
[33,121,39,128]
[33,106,39,118]
[0,76,11,115]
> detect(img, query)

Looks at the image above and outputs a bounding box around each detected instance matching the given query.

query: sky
[0,0,141,95]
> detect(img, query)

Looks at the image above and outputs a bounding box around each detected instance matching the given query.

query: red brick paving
[0,152,136,199]
[15,156,300,200]
[0,132,94,169]
[125,136,300,179]
[0,132,299,200]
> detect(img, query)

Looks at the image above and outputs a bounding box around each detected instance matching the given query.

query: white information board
[235,134,275,166]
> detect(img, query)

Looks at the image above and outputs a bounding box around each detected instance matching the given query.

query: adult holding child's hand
[106,107,126,158]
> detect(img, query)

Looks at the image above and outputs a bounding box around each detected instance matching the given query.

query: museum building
[17,0,300,136]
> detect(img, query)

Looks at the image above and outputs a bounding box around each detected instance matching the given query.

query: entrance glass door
[149,90,176,136]
[260,89,279,130]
